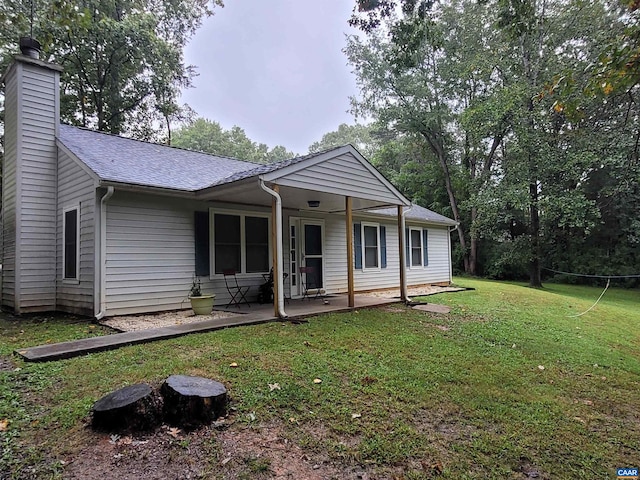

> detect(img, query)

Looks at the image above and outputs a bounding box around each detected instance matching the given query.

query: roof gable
[261,145,410,206]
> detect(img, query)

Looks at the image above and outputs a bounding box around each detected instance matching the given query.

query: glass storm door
[301,222,324,291]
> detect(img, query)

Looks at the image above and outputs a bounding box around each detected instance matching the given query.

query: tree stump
[161,375,227,428]
[91,383,163,432]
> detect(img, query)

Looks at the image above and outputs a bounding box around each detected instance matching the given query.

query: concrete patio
[16,294,401,362]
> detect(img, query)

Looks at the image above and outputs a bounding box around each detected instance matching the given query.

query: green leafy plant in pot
[189,275,215,315]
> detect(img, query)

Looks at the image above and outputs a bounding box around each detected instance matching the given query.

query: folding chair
[299,266,321,301]
[223,270,251,308]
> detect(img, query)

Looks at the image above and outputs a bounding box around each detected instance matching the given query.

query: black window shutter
[422,229,429,266]
[353,223,362,269]
[405,228,410,267]
[64,209,78,279]
[194,211,210,276]
[380,226,387,268]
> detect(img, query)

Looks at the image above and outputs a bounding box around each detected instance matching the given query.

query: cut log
[91,383,162,432]
[161,375,227,428]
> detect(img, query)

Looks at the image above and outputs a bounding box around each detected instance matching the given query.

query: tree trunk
[469,206,478,275]
[529,181,542,287]
[161,375,227,429]
[92,383,163,432]
[422,131,470,273]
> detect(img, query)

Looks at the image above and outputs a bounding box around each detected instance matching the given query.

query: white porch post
[346,196,355,307]
[398,205,408,303]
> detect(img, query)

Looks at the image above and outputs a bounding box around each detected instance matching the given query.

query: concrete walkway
[16,295,399,362]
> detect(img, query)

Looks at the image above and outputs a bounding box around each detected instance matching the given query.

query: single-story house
[1,46,457,319]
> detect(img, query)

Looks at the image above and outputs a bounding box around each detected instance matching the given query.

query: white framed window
[353,222,387,270]
[211,210,271,275]
[406,227,428,268]
[362,223,381,269]
[62,205,80,280]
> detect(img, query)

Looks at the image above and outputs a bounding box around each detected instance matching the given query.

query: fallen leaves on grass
[268,383,281,391]
[229,362,238,368]
[167,427,182,438]
[361,376,377,385]
[420,460,444,475]
[313,378,322,384]
[0,419,9,431]
[351,413,361,419]
[538,365,545,370]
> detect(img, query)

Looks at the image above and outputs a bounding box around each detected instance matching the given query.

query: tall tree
[308,123,377,157]
[347,0,633,284]
[0,0,221,140]
[345,6,474,273]
[172,118,296,163]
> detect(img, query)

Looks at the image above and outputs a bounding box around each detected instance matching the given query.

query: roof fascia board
[99,180,197,198]
[355,210,457,227]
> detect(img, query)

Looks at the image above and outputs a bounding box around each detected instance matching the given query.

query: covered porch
[197,145,413,318]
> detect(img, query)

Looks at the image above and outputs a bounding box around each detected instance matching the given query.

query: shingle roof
[367,205,458,226]
[57,125,351,191]
[58,124,259,191]
[56,125,456,226]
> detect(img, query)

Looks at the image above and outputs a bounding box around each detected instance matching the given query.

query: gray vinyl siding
[17,63,58,311]
[405,225,452,285]
[103,192,269,316]
[1,61,59,312]
[284,212,452,297]
[56,150,96,315]
[276,153,402,204]
[101,192,451,315]
[1,67,18,309]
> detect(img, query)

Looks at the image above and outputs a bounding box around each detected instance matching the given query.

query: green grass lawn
[1,278,639,479]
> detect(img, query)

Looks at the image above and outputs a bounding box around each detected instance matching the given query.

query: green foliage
[0,0,222,141]
[347,0,640,283]
[172,118,295,163]
[308,123,377,157]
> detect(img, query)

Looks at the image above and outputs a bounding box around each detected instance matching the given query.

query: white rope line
[568,278,611,318]
[543,267,640,279]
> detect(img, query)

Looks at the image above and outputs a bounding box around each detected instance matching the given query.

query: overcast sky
[180,0,360,155]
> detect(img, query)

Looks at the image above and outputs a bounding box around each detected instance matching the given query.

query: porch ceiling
[195,178,399,213]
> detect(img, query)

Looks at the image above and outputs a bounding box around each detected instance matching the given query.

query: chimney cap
[19,37,41,59]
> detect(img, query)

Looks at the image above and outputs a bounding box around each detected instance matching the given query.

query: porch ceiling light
[307,200,320,208]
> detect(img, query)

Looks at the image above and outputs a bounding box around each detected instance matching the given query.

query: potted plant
[189,276,215,315]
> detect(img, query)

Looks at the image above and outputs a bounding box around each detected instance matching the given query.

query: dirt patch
[62,421,374,480]
[413,304,451,314]
[381,306,409,313]
[63,425,219,480]
[101,309,241,332]
[217,423,345,479]
[0,355,16,371]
